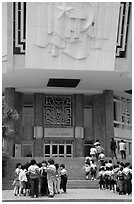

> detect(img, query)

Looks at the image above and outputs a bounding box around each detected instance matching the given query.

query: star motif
[55,3,74,19]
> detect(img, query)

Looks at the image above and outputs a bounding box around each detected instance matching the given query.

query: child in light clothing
[60,164,68,193]
[90,145,97,160]
[46,159,56,198]
[13,163,22,196]
[19,165,28,196]
[54,163,60,194]
[82,163,91,180]
[90,160,97,180]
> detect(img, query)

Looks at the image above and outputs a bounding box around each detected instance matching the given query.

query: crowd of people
[97,160,132,195]
[82,139,132,196]
[12,139,131,198]
[12,159,68,198]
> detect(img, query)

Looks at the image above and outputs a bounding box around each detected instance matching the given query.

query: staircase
[3,157,98,190]
[2,157,132,190]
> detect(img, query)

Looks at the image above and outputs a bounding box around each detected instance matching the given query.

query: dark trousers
[40,177,48,195]
[60,175,67,193]
[99,180,105,189]
[111,149,117,159]
[105,177,110,189]
[124,179,132,194]
[30,178,39,197]
[120,150,126,159]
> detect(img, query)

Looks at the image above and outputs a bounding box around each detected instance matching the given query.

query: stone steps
[2,179,98,190]
[2,157,132,190]
[67,180,98,189]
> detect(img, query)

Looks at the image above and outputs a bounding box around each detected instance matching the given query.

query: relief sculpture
[35,2,108,59]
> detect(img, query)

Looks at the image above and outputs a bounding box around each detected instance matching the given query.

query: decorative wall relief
[35,2,109,60]
[45,96,72,127]
[13,2,26,54]
[116,2,131,58]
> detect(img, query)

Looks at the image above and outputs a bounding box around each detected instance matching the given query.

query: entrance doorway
[44,141,73,157]
[84,141,93,157]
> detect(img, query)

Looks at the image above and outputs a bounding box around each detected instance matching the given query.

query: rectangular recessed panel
[47,78,80,88]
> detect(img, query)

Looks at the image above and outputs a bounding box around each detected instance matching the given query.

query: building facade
[2,2,132,158]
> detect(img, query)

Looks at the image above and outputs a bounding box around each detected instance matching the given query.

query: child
[13,163,22,196]
[90,145,97,160]
[103,166,111,190]
[90,160,97,180]
[117,166,124,195]
[60,164,68,193]
[19,165,28,196]
[85,156,91,165]
[82,162,91,180]
[97,167,105,190]
[98,152,105,166]
[54,163,60,194]
[40,161,48,196]
[46,159,56,198]
[28,159,40,198]
[123,162,132,195]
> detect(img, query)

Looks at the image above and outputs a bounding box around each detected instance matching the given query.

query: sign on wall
[44,128,74,137]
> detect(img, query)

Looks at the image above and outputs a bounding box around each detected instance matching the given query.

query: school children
[60,164,68,193]
[98,152,105,166]
[28,159,40,198]
[97,167,105,190]
[46,159,56,198]
[117,166,124,195]
[19,165,28,196]
[82,162,91,180]
[40,161,48,196]
[13,163,22,196]
[90,160,97,180]
[122,162,132,195]
[54,163,60,194]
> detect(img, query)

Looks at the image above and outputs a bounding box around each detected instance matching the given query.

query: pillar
[74,94,84,157]
[4,88,24,156]
[33,93,44,156]
[92,90,114,156]
[14,92,24,144]
[103,90,114,156]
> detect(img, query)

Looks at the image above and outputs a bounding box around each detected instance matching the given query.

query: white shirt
[19,169,27,182]
[119,142,126,151]
[90,147,97,155]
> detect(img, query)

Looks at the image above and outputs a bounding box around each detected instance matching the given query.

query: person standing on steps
[119,140,126,160]
[110,138,117,159]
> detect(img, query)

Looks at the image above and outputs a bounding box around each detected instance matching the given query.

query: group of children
[13,159,68,198]
[83,156,132,196]
[97,160,132,195]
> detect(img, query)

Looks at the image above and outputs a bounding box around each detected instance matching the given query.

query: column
[103,90,114,156]
[4,88,15,156]
[92,93,106,150]
[92,90,114,156]
[33,93,44,156]
[74,94,84,157]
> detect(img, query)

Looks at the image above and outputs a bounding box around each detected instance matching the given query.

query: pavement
[2,189,132,202]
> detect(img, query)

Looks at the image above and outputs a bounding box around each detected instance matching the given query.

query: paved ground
[2,189,132,202]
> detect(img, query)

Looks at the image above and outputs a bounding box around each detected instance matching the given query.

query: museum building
[2,2,132,158]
